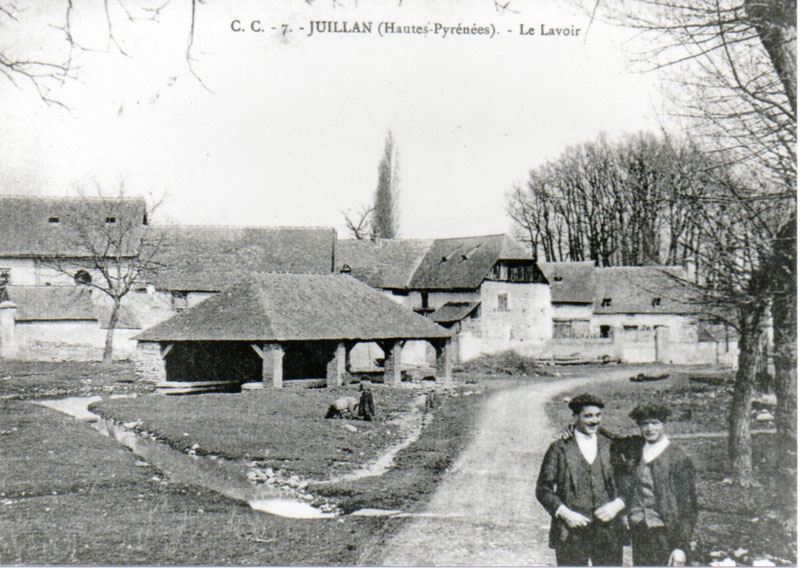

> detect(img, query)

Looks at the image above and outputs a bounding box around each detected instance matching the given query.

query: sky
[0,0,667,239]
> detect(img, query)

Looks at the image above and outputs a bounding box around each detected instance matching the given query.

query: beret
[629,403,671,423]
[568,393,605,413]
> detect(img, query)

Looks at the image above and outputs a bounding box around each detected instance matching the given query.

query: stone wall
[134,342,167,383]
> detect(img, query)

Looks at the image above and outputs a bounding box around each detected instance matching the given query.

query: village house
[541,262,738,366]
[135,273,454,388]
[337,234,553,363]
[0,195,337,361]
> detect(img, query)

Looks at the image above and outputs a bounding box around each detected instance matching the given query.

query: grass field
[0,361,498,565]
[546,367,797,566]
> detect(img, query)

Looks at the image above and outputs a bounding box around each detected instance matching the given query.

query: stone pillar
[134,342,167,383]
[326,342,346,388]
[435,339,453,385]
[0,301,18,359]
[382,340,403,386]
[262,343,284,388]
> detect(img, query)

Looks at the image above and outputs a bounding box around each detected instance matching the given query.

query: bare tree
[341,205,374,240]
[583,0,796,485]
[0,0,206,107]
[42,188,166,364]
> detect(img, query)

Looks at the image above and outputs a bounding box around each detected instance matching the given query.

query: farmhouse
[337,234,552,362]
[541,262,738,366]
[135,273,454,388]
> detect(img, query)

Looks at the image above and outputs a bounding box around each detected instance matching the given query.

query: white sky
[0,0,667,239]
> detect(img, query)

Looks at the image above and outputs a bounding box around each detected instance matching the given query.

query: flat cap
[568,393,605,413]
[629,403,671,423]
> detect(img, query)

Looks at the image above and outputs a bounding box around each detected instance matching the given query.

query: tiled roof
[408,234,535,290]
[431,301,480,324]
[2,286,97,321]
[593,266,700,314]
[0,195,147,257]
[539,261,596,303]
[336,239,432,289]
[146,226,336,291]
[136,273,452,342]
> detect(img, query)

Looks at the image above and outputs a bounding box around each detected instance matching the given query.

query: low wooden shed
[134,273,454,387]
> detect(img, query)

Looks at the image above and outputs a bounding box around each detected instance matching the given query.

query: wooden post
[261,343,284,389]
[326,342,346,388]
[382,340,402,386]
[435,338,453,385]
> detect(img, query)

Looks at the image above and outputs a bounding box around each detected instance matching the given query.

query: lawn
[546,367,797,566]
[91,386,420,478]
[0,361,496,565]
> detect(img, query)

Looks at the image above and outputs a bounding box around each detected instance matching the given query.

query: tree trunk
[103,300,121,365]
[729,319,763,485]
[772,215,797,470]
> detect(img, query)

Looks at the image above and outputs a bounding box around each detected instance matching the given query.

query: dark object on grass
[357,388,375,421]
[629,373,670,383]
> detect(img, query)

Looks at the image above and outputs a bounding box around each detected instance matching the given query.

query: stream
[35,392,432,520]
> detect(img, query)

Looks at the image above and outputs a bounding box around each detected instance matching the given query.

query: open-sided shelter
[135,273,454,387]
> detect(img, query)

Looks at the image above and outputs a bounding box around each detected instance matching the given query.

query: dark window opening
[48,216,59,224]
[421,291,429,309]
[554,275,563,282]
[142,214,149,225]
[106,217,116,224]
[601,298,612,307]
[652,297,661,307]
[497,293,509,312]
[600,325,611,338]
[74,270,92,286]
[0,268,9,287]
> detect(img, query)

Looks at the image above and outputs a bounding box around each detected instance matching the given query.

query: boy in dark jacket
[615,403,698,566]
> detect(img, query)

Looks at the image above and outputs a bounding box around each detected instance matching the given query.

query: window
[0,268,9,286]
[497,293,509,312]
[48,216,59,224]
[600,325,611,339]
[142,214,149,225]
[601,298,612,307]
[74,270,92,286]
[420,292,429,309]
[553,275,563,282]
[105,217,116,224]
[652,297,661,307]
[553,321,572,339]
[171,291,189,311]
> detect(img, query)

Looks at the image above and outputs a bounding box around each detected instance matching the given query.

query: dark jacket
[536,435,623,548]
[612,436,698,552]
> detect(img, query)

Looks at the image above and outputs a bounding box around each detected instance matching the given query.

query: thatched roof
[336,239,432,289]
[136,273,452,342]
[0,195,147,257]
[539,261,596,303]
[593,266,701,314]
[147,226,336,292]
[2,286,97,321]
[431,301,480,324]
[408,234,535,290]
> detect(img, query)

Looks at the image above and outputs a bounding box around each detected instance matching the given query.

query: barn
[134,273,454,388]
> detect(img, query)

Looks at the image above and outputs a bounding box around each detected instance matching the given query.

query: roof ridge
[153,224,335,231]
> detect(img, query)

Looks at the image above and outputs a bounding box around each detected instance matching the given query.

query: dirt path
[372,369,633,567]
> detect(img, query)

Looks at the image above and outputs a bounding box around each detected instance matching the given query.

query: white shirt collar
[642,436,670,464]
[574,429,598,464]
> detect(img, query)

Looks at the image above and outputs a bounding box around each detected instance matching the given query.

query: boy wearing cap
[615,403,698,567]
[536,393,626,566]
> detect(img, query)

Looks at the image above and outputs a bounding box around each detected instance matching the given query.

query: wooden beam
[160,343,174,359]
[250,343,264,359]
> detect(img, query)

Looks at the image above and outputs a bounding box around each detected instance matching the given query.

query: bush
[461,350,549,376]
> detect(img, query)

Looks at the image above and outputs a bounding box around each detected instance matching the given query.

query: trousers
[554,524,622,567]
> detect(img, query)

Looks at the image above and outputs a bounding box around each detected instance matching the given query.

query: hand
[593,498,625,522]
[556,506,591,529]
[668,549,686,566]
[557,423,575,441]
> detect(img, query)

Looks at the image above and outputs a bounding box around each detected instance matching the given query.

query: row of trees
[508,133,717,267]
